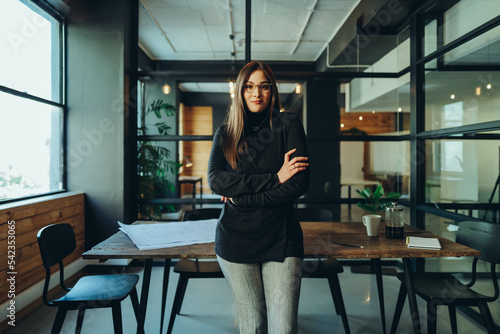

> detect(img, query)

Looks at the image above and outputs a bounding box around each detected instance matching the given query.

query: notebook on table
[406,236,442,250]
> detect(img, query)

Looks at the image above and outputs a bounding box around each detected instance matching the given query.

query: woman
[208,61,310,333]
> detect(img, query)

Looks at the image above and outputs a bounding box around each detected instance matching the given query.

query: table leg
[191,182,196,209]
[160,259,171,334]
[137,259,153,334]
[348,185,352,213]
[403,258,422,334]
[372,259,387,334]
[199,179,203,208]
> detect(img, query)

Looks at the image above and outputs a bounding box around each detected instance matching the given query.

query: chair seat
[174,259,224,277]
[302,259,343,278]
[54,275,139,304]
[396,272,490,302]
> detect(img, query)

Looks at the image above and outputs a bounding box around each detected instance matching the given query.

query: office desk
[83,222,480,334]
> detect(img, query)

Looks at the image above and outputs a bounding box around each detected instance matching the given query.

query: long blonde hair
[222,61,281,169]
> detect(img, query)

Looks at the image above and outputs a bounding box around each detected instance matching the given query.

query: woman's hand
[277,148,309,184]
[221,196,234,204]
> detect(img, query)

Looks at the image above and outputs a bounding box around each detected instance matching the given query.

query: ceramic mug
[362,214,381,237]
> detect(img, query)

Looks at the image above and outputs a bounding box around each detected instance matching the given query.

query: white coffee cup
[362,214,381,237]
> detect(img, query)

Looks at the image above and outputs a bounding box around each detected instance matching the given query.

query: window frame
[0,0,66,204]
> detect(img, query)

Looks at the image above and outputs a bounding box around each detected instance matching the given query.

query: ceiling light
[397,107,402,112]
[372,110,376,114]
[340,123,344,128]
[450,94,455,99]
[486,84,492,89]
[359,116,363,121]
[476,86,481,96]
[295,84,301,94]
[162,84,171,95]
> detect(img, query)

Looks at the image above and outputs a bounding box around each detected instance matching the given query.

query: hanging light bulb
[295,84,302,94]
[162,84,171,95]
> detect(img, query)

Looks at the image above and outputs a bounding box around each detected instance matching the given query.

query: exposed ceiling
[137,0,499,106]
[139,0,360,62]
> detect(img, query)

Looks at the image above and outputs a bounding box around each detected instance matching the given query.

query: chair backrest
[295,208,333,222]
[37,223,76,269]
[183,208,222,221]
[456,221,500,264]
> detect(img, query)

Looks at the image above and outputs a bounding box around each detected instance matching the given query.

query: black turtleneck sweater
[244,110,270,166]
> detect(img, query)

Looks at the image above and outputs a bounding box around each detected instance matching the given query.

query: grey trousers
[217,255,302,334]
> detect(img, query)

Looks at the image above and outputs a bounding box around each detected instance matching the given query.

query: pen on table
[332,241,364,248]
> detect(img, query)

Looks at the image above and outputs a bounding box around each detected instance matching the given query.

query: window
[419,0,500,226]
[0,0,64,201]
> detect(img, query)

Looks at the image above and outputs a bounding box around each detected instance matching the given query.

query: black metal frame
[124,0,140,224]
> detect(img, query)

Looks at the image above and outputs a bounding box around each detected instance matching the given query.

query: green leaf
[155,122,172,135]
[356,188,372,199]
[386,191,402,200]
[356,182,401,214]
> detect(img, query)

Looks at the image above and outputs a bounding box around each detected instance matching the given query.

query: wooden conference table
[83,221,480,334]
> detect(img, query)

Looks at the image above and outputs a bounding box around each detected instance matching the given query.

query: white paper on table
[117,219,217,250]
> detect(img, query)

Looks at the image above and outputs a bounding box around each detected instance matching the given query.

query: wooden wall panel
[180,106,213,195]
[0,192,85,306]
[340,107,396,134]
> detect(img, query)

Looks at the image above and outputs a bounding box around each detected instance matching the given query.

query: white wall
[340,141,364,197]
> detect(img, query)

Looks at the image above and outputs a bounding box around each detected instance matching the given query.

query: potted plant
[137,99,182,220]
[356,182,401,215]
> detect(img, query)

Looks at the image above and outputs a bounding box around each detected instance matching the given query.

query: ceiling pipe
[140,0,177,52]
[228,0,237,61]
[245,0,251,63]
[289,0,318,55]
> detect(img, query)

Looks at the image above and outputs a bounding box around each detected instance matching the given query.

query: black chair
[390,221,500,334]
[37,223,140,334]
[165,208,224,334]
[296,208,351,334]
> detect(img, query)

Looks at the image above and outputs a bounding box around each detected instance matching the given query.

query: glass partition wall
[416,1,500,327]
[418,0,500,225]
[339,25,411,221]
